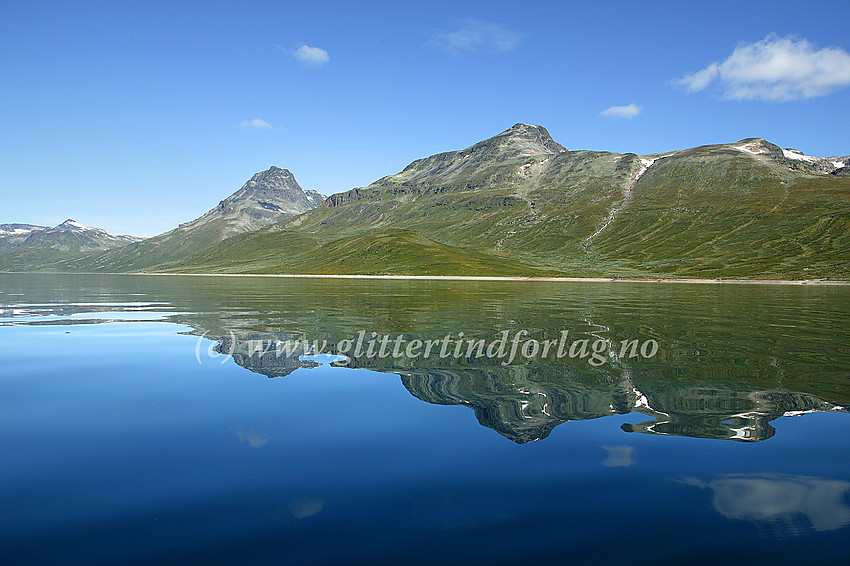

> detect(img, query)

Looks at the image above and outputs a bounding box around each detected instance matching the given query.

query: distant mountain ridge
[0,223,47,235]
[0,219,142,271]
[0,219,139,252]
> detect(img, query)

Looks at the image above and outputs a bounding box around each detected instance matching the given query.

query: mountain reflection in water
[218,338,848,443]
[3,273,848,446]
[202,328,847,444]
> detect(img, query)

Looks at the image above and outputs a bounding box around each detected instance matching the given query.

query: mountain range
[0,219,139,250]
[2,124,848,279]
[0,219,141,270]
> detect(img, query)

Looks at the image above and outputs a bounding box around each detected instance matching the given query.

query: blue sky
[2,0,849,236]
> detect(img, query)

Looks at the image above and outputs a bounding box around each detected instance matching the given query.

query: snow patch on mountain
[782,149,820,163]
[734,142,768,155]
[635,157,657,182]
[632,385,650,410]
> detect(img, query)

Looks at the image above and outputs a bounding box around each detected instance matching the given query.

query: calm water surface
[1,274,848,565]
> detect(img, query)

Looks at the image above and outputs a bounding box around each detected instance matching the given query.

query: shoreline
[3,272,847,285]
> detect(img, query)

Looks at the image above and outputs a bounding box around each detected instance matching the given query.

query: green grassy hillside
[591,145,850,279]
[170,128,849,279]
[174,228,560,276]
[5,125,848,279]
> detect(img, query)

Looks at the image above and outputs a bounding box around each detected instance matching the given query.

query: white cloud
[292,44,330,67]
[240,118,272,129]
[600,103,642,119]
[675,34,850,101]
[427,19,522,54]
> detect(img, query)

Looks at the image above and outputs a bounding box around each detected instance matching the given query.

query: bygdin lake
[1,273,848,565]
[203,329,660,367]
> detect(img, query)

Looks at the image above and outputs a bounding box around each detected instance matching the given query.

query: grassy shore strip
[2,272,847,284]
[124,273,850,285]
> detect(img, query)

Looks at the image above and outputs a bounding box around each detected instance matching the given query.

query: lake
[1,273,848,565]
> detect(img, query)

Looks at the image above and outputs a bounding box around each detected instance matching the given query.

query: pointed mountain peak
[236,166,302,201]
[503,122,549,136]
[56,219,88,230]
[479,123,567,156]
[175,166,324,235]
[260,165,294,177]
[244,166,297,186]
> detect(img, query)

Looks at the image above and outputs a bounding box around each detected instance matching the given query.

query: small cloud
[427,19,522,54]
[600,103,642,119]
[289,498,324,519]
[291,44,330,67]
[236,429,270,447]
[674,34,850,101]
[240,118,272,130]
